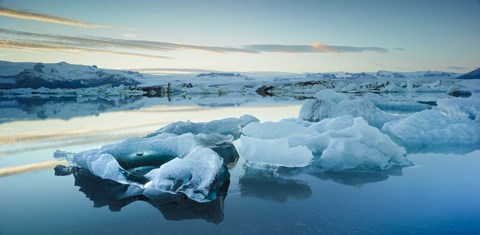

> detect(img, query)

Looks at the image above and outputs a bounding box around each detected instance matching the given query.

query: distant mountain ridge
[0,61,143,89]
[305,70,459,80]
[0,61,468,90]
[196,72,244,78]
[456,68,480,79]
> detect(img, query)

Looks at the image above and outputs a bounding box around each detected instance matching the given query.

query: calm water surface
[0,96,479,235]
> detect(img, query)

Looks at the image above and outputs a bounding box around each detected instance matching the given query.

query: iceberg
[299,89,397,128]
[238,115,411,170]
[55,118,245,202]
[436,96,480,121]
[144,146,228,201]
[382,110,480,152]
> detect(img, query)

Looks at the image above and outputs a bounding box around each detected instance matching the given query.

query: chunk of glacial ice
[238,136,314,168]
[299,89,397,128]
[144,146,226,202]
[146,115,259,139]
[238,115,411,170]
[382,110,480,147]
[55,132,234,202]
[436,96,480,121]
[54,150,129,184]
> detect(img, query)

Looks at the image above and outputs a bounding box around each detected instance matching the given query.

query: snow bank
[238,115,411,170]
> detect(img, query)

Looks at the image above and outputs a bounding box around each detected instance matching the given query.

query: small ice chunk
[238,136,314,168]
[54,150,129,184]
[446,85,472,97]
[144,147,225,202]
[437,96,480,121]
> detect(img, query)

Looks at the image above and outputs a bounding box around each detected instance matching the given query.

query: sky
[0,0,479,73]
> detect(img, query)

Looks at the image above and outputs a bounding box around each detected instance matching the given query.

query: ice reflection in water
[55,166,228,224]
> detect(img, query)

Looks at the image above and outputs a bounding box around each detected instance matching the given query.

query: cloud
[0,39,169,59]
[447,66,468,70]
[0,28,395,58]
[0,28,252,53]
[0,28,173,51]
[112,38,256,54]
[370,62,386,68]
[0,7,109,28]
[246,42,390,54]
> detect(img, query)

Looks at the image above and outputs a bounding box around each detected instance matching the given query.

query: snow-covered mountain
[456,68,480,79]
[194,72,254,81]
[195,72,245,78]
[0,61,143,89]
[307,72,377,79]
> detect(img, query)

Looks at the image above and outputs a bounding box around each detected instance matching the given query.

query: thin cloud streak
[0,7,110,28]
[246,42,390,53]
[0,39,169,59]
[102,38,257,54]
[0,28,394,56]
[447,66,468,70]
[0,28,173,51]
[0,28,252,53]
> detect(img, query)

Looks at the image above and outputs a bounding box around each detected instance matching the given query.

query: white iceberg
[382,110,480,147]
[144,146,226,201]
[238,115,411,170]
[437,96,480,121]
[299,89,397,128]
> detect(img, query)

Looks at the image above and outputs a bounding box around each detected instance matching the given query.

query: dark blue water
[1,152,479,235]
[1,96,479,235]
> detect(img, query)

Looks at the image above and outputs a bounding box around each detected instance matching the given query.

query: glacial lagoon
[0,93,479,235]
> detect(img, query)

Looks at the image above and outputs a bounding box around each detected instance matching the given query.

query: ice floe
[55,121,244,202]
[382,110,480,153]
[299,89,398,128]
[238,115,411,170]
